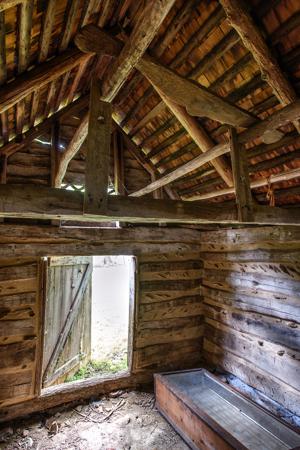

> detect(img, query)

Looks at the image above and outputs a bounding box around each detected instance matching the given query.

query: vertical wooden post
[50,121,60,188]
[84,78,112,215]
[229,127,253,222]
[113,131,125,195]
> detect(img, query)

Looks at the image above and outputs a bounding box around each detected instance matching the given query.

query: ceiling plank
[0,95,89,158]
[220,0,300,134]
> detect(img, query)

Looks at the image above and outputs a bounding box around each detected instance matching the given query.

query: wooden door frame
[37,254,138,396]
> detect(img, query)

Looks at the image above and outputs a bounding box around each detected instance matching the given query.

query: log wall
[133,252,203,373]
[200,226,300,417]
[0,258,43,408]
[0,228,203,421]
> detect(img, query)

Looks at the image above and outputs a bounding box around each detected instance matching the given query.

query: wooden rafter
[54,0,176,187]
[131,100,300,196]
[76,26,257,128]
[101,0,176,102]
[0,95,88,158]
[183,167,300,202]
[156,89,233,187]
[0,48,89,114]
[220,0,300,134]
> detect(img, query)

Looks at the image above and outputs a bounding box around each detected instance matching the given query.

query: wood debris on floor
[0,391,188,450]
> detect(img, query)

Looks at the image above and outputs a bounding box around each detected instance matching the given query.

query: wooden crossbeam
[84,79,112,214]
[183,168,300,201]
[229,127,253,221]
[0,184,299,225]
[76,26,257,128]
[220,0,300,134]
[156,89,234,186]
[131,100,300,196]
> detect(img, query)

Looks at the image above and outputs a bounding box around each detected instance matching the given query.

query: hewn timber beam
[0,185,299,225]
[54,0,176,187]
[0,224,202,257]
[0,184,236,223]
[131,100,300,196]
[100,0,176,102]
[84,79,112,214]
[220,0,300,134]
[76,25,256,128]
[229,127,253,221]
[0,95,89,158]
[117,125,179,200]
[54,114,89,187]
[156,88,234,186]
[131,142,230,197]
[183,167,300,201]
[0,48,90,114]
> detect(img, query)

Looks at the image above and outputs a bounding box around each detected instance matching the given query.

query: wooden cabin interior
[0,0,300,448]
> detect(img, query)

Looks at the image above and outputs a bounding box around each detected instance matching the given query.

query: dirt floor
[0,391,189,450]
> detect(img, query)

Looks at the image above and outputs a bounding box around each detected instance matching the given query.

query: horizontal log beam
[0,223,202,257]
[0,185,299,225]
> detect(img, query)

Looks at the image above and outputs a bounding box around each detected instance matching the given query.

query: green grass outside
[66,353,128,382]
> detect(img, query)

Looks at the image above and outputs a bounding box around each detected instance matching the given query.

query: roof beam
[101,0,176,102]
[155,88,234,186]
[0,48,90,114]
[0,95,89,158]
[0,184,299,225]
[76,26,257,128]
[54,0,176,187]
[184,168,300,201]
[220,0,300,134]
[131,100,300,196]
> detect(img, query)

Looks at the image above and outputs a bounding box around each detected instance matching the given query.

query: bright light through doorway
[91,256,133,372]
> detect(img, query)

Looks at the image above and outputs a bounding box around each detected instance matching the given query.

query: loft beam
[0,185,299,225]
[220,0,300,134]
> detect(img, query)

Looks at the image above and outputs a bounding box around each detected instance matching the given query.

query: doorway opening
[42,255,135,388]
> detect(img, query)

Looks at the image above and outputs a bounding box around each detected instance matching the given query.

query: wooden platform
[155,369,300,450]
